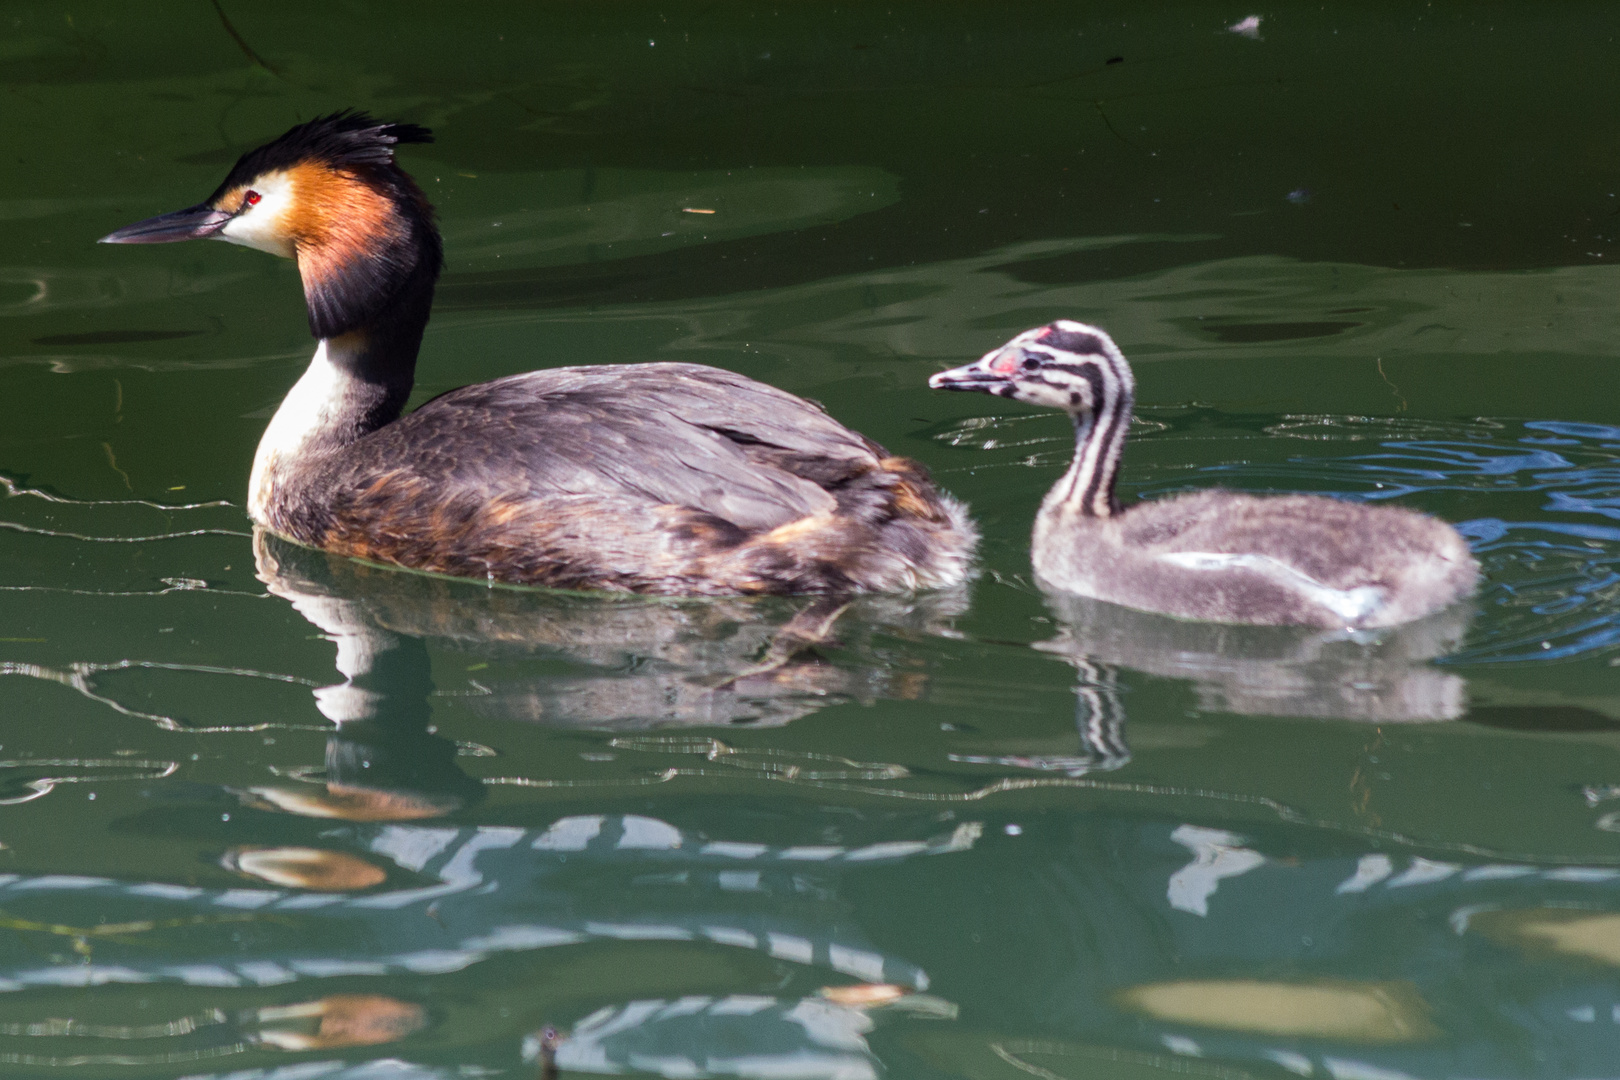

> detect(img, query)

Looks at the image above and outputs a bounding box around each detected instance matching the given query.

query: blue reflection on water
[1186,419,1620,665]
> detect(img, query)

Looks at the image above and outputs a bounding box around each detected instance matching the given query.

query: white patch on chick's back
[1158,551,1385,625]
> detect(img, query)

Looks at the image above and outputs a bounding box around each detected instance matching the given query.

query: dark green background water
[5,2,1620,1077]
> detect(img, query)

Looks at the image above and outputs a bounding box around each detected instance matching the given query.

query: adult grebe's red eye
[244,190,262,206]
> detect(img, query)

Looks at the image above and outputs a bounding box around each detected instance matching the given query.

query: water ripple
[0,659,324,733]
[0,474,247,546]
[0,475,233,512]
[1198,420,1620,665]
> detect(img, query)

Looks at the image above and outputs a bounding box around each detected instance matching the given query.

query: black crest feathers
[207,111,443,341]
[212,111,433,198]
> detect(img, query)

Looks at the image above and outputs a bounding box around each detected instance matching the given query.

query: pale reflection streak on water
[443,243,1620,394]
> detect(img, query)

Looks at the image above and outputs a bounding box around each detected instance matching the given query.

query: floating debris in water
[225,846,387,891]
[1287,187,1313,204]
[1117,978,1439,1042]
[820,984,908,1007]
[1468,909,1620,967]
[254,995,425,1050]
[160,577,208,591]
[1229,15,1262,38]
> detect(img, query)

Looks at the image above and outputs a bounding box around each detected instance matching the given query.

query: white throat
[248,337,366,524]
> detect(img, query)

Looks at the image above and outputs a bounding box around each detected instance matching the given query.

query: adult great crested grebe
[930,321,1478,628]
[99,112,975,595]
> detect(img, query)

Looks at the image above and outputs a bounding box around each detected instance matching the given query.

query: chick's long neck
[1042,403,1131,524]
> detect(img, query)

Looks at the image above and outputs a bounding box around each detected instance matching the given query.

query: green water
[5,2,1620,1076]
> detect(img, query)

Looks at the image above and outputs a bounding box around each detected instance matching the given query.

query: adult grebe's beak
[98,203,233,244]
[929,349,1017,394]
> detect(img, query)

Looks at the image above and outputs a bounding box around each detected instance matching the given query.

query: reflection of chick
[253,994,425,1050]
[223,846,386,891]
[1040,591,1472,722]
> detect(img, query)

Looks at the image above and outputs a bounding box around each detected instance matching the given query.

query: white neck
[248,336,373,524]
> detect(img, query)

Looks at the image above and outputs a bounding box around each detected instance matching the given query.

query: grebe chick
[99,112,975,596]
[930,321,1478,628]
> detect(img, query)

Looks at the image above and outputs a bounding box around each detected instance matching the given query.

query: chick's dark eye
[1022,357,1041,371]
[244,190,261,207]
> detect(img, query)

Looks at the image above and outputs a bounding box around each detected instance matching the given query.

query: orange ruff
[285,162,406,287]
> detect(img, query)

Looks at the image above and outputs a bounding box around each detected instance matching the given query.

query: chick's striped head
[929,321,1136,415]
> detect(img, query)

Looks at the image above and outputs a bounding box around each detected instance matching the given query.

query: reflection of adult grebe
[252,530,964,737]
[99,112,975,595]
[931,321,1477,627]
[230,612,485,821]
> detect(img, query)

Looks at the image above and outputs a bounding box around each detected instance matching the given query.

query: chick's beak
[98,203,233,244]
[929,352,1013,394]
